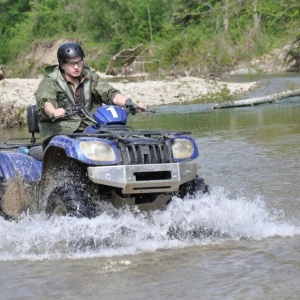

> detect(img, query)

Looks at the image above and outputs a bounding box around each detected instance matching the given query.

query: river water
[0,76,300,299]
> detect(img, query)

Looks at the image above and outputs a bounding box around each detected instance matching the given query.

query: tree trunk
[213,89,300,109]
[253,0,259,26]
[223,0,229,32]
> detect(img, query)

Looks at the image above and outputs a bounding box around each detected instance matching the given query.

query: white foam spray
[0,187,298,261]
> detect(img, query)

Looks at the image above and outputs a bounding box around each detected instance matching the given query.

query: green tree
[1,0,300,75]
[0,0,30,63]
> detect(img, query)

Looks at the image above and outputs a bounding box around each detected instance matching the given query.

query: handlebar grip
[125,99,138,114]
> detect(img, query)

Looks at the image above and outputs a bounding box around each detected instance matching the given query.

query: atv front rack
[68,129,192,140]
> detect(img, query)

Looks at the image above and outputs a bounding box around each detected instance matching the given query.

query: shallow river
[0,76,300,299]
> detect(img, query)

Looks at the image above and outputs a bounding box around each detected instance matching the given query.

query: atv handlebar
[51,104,96,123]
[52,100,154,121]
[65,104,86,116]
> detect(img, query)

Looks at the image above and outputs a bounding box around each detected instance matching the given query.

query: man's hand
[113,94,148,111]
[51,108,66,118]
[44,102,66,118]
[136,102,148,111]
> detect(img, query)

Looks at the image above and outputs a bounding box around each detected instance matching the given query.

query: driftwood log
[213,88,300,109]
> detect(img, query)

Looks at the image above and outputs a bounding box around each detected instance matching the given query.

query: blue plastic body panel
[0,151,42,183]
[93,105,128,125]
[83,125,99,134]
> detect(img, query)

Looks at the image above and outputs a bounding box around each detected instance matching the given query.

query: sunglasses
[65,60,84,67]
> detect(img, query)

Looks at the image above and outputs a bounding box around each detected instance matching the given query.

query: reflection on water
[128,97,300,138]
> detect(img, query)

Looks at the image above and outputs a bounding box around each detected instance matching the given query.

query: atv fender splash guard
[0,151,42,182]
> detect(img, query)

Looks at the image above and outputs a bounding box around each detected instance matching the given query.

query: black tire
[176,176,209,199]
[45,184,92,218]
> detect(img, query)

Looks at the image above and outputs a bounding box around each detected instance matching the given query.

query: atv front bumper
[87,162,197,194]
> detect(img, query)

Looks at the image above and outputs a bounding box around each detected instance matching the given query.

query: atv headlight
[172,138,194,159]
[79,141,116,161]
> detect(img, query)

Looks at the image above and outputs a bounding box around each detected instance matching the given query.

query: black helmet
[57,42,85,62]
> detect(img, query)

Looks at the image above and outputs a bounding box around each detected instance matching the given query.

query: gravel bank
[0,76,256,107]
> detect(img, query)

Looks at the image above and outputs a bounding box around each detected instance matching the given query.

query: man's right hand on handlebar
[49,108,66,119]
[44,102,66,119]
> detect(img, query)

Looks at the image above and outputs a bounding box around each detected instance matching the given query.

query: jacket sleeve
[91,73,120,105]
[35,78,58,117]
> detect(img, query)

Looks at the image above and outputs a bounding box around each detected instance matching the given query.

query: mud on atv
[0,101,208,219]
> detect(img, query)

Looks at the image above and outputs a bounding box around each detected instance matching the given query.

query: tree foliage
[0,0,300,75]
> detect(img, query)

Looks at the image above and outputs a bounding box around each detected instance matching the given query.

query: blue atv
[0,101,208,219]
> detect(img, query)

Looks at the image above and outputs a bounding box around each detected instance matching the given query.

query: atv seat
[27,105,39,144]
[26,105,44,160]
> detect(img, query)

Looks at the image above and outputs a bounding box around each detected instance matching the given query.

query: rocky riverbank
[0,75,257,128]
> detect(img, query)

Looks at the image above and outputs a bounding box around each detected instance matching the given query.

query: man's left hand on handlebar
[113,94,148,112]
[136,102,148,112]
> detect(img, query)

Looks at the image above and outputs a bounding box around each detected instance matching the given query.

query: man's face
[63,56,84,78]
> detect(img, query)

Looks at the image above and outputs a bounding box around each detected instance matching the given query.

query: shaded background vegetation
[1,0,300,77]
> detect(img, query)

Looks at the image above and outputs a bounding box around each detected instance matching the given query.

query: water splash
[0,187,298,261]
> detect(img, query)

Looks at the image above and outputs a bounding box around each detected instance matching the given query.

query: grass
[0,103,27,128]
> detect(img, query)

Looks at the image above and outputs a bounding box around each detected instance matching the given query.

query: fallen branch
[105,44,143,75]
[213,88,300,109]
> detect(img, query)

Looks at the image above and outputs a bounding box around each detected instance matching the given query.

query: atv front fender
[0,151,42,182]
[47,135,119,165]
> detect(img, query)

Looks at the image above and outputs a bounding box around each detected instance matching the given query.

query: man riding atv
[35,41,147,148]
[0,42,208,220]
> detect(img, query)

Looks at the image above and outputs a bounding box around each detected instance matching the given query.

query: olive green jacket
[35,65,120,143]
